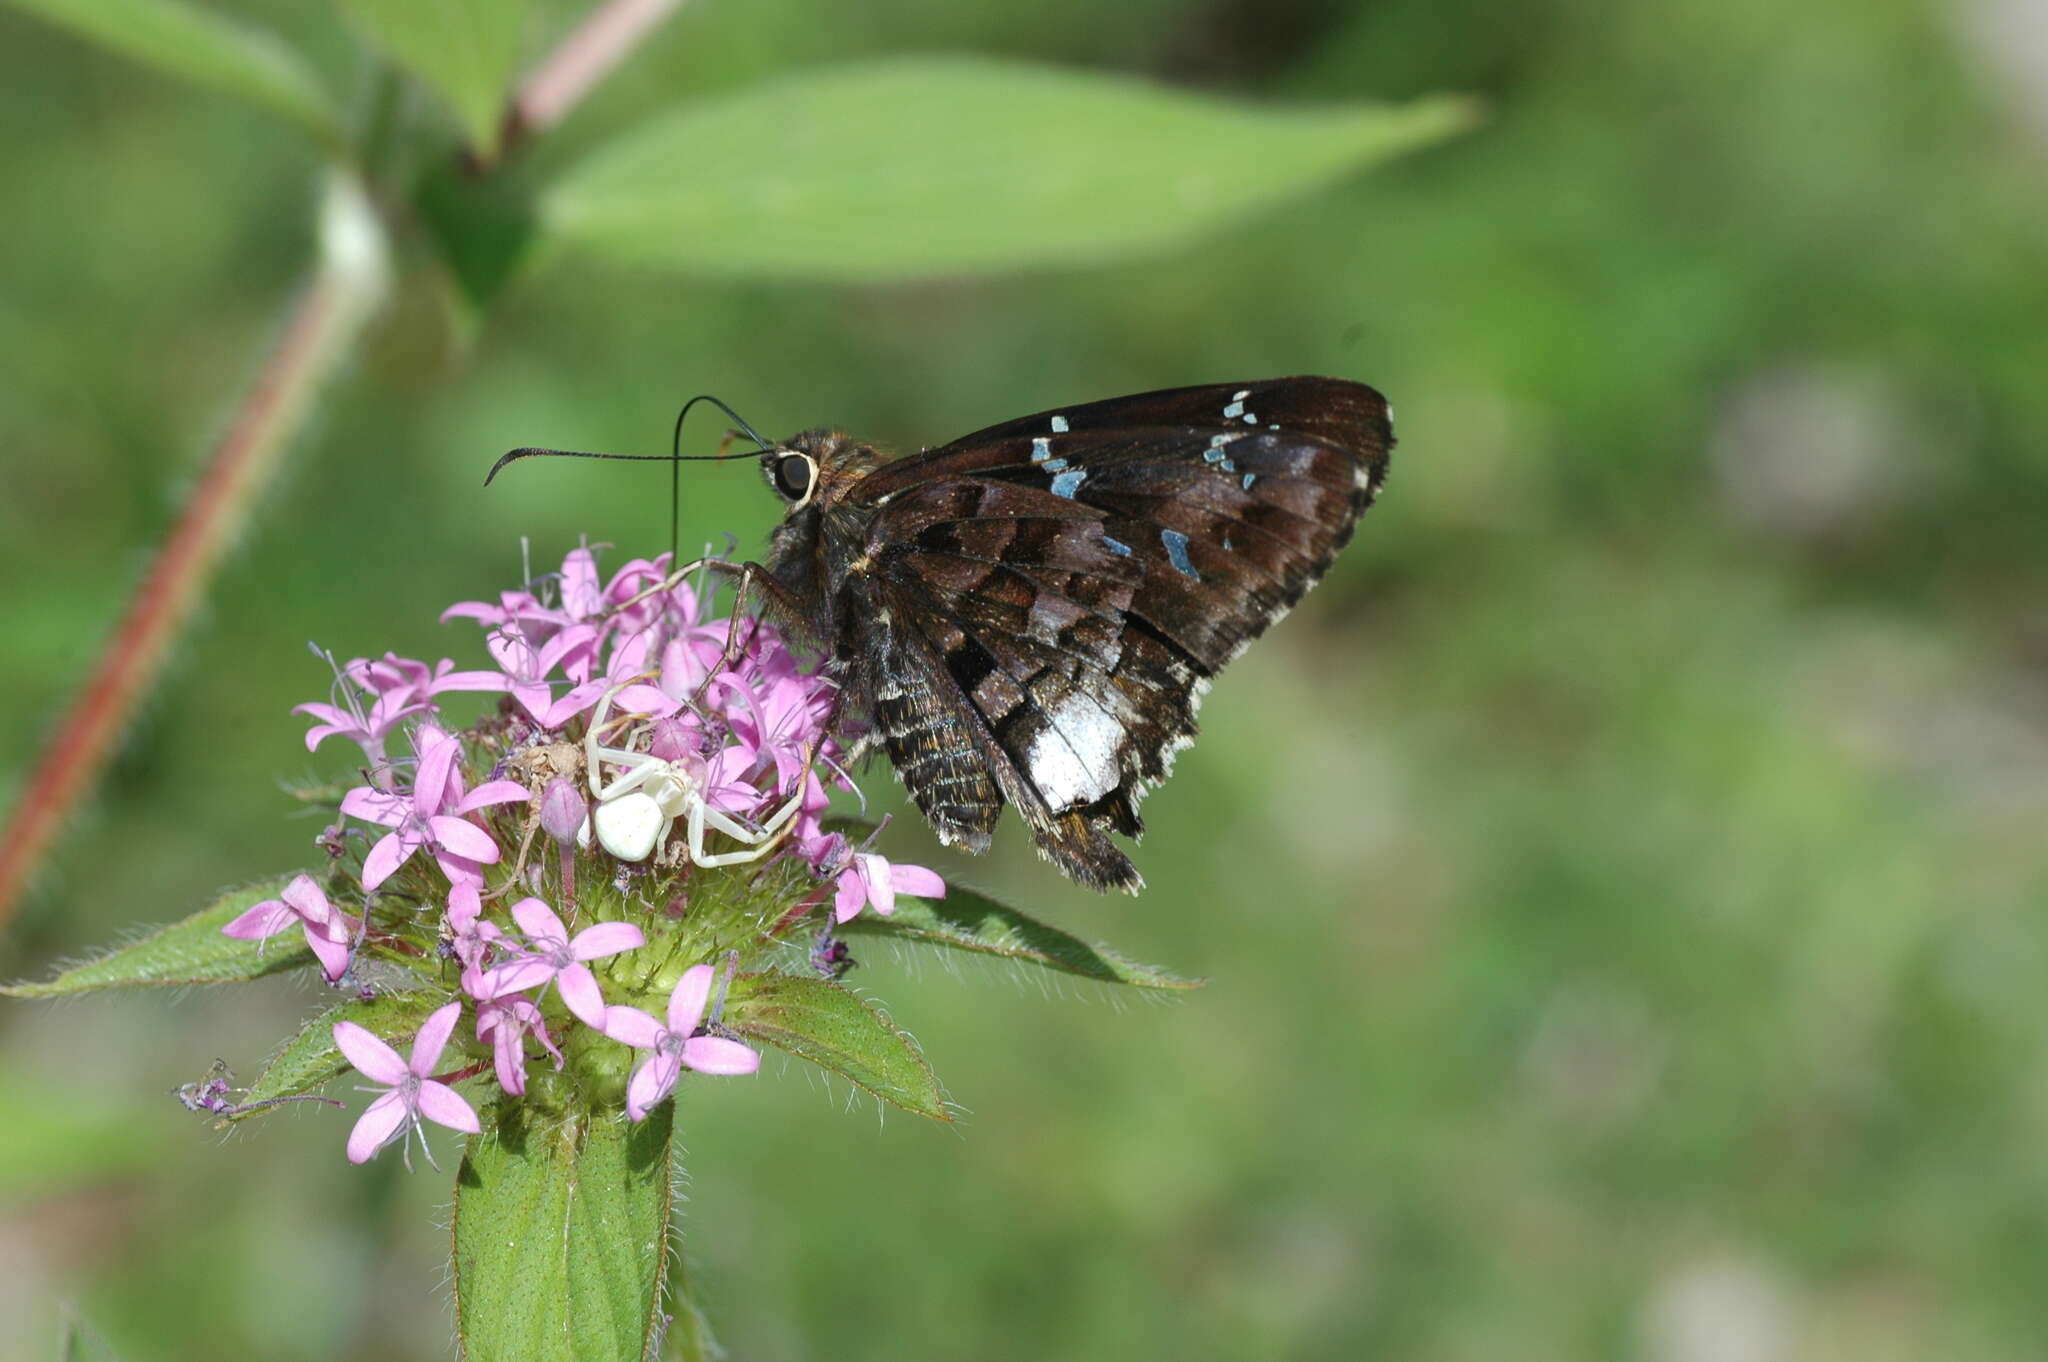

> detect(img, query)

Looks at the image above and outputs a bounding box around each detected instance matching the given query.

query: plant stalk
[0,172,389,924]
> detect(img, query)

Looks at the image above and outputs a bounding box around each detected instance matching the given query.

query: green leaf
[416,159,542,316]
[725,971,949,1121]
[542,57,1479,281]
[2,881,314,997]
[343,0,528,159]
[453,1104,679,1362]
[842,885,1202,991]
[7,0,345,150]
[230,989,445,1123]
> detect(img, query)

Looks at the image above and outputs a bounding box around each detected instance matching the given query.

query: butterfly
[743,376,1393,892]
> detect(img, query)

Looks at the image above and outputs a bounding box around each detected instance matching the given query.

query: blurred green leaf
[726,971,949,1120]
[343,0,528,159]
[7,0,345,149]
[417,159,542,318]
[542,57,1478,280]
[231,988,445,1123]
[1,881,310,996]
[452,1104,678,1362]
[843,885,1201,990]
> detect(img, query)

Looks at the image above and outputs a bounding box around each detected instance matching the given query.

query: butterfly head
[760,430,890,512]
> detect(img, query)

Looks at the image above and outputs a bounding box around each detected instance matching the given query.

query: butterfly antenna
[485,396,776,560]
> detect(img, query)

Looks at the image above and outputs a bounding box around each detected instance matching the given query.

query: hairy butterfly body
[752,376,1392,892]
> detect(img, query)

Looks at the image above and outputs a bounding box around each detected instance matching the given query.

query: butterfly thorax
[761,430,897,670]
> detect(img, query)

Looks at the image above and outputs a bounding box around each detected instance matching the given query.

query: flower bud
[540,777,587,847]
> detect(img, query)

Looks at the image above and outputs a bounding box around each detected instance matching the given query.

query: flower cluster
[232,544,945,1164]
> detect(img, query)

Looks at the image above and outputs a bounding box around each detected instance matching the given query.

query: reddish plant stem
[0,175,386,925]
[502,0,688,155]
[0,0,685,921]
[765,879,837,942]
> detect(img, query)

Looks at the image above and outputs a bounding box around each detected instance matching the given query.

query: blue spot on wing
[1101,535,1132,557]
[1241,472,1257,490]
[1050,468,1087,499]
[1160,529,1198,581]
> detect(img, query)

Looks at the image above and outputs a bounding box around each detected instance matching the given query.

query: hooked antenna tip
[485,447,543,486]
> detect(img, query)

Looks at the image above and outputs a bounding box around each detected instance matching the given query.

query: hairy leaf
[842,886,1201,990]
[2,882,315,996]
[453,1104,678,1362]
[725,971,948,1121]
[230,989,446,1123]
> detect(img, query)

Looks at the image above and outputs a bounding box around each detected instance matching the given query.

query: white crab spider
[583,682,804,866]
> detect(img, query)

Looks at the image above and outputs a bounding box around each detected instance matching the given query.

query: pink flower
[440,586,569,639]
[716,670,836,790]
[595,551,697,642]
[221,873,359,982]
[599,965,759,1121]
[339,726,529,890]
[346,653,504,703]
[558,545,607,622]
[444,882,504,992]
[542,627,665,731]
[481,621,601,728]
[827,849,946,923]
[475,992,563,1096]
[334,1003,480,1164]
[483,898,644,1026]
[293,654,500,766]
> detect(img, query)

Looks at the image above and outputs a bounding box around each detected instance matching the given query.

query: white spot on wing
[1027,693,1125,809]
[1050,414,1069,433]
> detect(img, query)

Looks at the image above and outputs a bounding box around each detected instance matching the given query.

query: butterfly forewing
[812,376,1392,891]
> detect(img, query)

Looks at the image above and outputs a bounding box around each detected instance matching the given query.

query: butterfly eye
[772,453,818,504]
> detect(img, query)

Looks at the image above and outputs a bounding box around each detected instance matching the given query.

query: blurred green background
[6,0,2048,1358]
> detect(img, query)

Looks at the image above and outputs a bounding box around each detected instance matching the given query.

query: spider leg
[585,684,621,796]
[699,804,773,845]
[592,756,660,804]
[687,797,770,867]
[693,833,781,868]
[692,784,806,867]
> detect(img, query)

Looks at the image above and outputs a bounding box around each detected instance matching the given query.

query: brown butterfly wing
[844,377,1391,890]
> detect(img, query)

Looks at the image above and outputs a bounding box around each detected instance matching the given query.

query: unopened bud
[540,777,587,846]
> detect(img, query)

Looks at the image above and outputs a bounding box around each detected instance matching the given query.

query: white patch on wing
[1027,692,1125,809]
